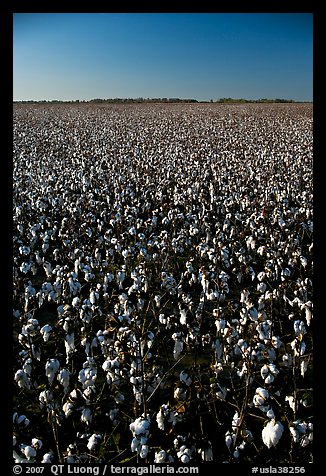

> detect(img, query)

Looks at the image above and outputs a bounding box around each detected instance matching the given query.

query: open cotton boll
[14,369,31,390]
[31,438,43,449]
[21,444,37,460]
[57,368,70,392]
[87,434,101,451]
[40,324,52,342]
[154,449,166,463]
[262,419,284,448]
[80,407,92,425]
[139,445,149,459]
[45,358,60,385]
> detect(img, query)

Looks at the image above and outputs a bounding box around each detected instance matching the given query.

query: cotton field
[13,102,313,464]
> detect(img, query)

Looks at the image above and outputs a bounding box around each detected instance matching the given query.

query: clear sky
[13,13,313,102]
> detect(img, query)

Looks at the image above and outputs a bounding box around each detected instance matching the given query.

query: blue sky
[13,13,313,102]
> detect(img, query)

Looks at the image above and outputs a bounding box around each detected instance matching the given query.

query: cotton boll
[225,431,235,449]
[232,412,241,431]
[154,449,166,463]
[181,453,190,463]
[266,409,275,419]
[156,407,165,430]
[14,369,31,390]
[45,358,60,385]
[42,452,53,463]
[131,437,140,452]
[262,419,284,448]
[80,407,92,425]
[22,445,37,460]
[87,434,101,451]
[285,395,296,412]
[57,368,70,392]
[63,401,74,417]
[31,438,42,449]
[140,445,149,459]
[40,324,52,342]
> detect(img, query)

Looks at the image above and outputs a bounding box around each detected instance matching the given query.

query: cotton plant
[176,445,192,463]
[260,363,279,384]
[289,420,313,447]
[156,404,176,430]
[129,415,150,459]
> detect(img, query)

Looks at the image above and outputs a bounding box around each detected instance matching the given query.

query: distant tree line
[14,97,305,104]
[215,97,296,103]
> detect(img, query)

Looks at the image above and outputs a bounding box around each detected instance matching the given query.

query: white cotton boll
[266,409,275,419]
[16,414,30,427]
[271,336,282,348]
[180,308,187,325]
[154,449,166,463]
[14,369,31,390]
[40,324,52,342]
[300,359,308,377]
[13,449,29,463]
[253,387,269,409]
[63,401,74,417]
[22,445,37,460]
[156,408,165,430]
[257,282,267,293]
[262,420,284,448]
[285,395,296,412]
[131,437,140,452]
[57,368,70,392]
[140,445,149,459]
[173,339,183,360]
[215,318,226,332]
[72,297,80,308]
[130,416,150,437]
[174,386,186,401]
[23,358,32,376]
[232,412,241,431]
[282,353,293,367]
[225,431,235,449]
[181,452,190,463]
[291,338,306,356]
[154,295,161,308]
[289,426,300,443]
[87,434,101,451]
[31,438,42,449]
[80,407,92,425]
[265,374,275,384]
[294,320,307,336]
[45,359,60,385]
[42,452,53,463]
